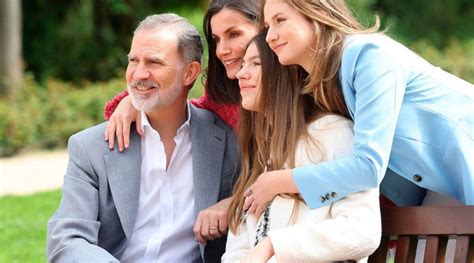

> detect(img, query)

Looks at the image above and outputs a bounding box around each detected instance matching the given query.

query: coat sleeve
[103,89,129,120]
[46,134,119,262]
[269,116,381,261]
[293,35,407,209]
[269,187,381,262]
[221,218,252,262]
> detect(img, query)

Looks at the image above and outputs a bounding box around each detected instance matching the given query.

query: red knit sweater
[103,90,240,129]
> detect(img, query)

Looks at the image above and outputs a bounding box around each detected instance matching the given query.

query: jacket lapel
[190,105,226,215]
[104,131,141,238]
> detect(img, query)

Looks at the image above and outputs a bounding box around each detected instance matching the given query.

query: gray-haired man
[46,13,240,262]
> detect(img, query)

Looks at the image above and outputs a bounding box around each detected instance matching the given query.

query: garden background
[0,0,473,262]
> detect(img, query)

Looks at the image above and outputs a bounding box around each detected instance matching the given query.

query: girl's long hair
[203,0,262,104]
[228,31,319,234]
[260,0,380,118]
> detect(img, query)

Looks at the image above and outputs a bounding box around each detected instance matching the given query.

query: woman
[243,0,473,218]
[222,31,380,263]
[103,0,260,150]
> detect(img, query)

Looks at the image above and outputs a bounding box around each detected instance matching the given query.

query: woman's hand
[241,238,275,263]
[104,96,142,151]
[243,169,297,219]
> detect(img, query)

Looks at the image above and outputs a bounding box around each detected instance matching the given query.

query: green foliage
[347,0,379,28]
[0,190,62,262]
[23,1,205,83]
[410,39,474,83]
[0,76,204,157]
[371,0,474,48]
[0,76,124,156]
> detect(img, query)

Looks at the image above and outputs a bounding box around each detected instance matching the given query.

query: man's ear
[183,61,201,87]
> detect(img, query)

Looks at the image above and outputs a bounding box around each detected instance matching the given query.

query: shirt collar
[140,101,191,135]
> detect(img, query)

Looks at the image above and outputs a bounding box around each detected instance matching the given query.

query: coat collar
[104,130,141,238]
[104,105,228,239]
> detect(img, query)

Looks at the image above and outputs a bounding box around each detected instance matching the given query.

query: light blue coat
[293,34,474,208]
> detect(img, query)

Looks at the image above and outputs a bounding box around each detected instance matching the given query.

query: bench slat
[424,236,447,262]
[454,235,470,262]
[381,206,474,235]
[369,206,474,262]
[394,236,417,263]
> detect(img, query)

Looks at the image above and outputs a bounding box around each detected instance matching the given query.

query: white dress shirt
[121,103,201,263]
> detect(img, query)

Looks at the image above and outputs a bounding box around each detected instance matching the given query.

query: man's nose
[133,64,151,80]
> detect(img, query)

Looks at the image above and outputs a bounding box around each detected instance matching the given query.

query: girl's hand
[104,96,142,151]
[243,169,296,219]
[241,238,275,263]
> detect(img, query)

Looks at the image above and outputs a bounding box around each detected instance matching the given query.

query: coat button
[413,174,423,182]
[331,192,337,198]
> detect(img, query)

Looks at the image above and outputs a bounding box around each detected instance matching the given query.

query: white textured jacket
[222,115,381,262]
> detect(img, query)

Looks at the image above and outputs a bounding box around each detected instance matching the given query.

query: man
[46,14,240,262]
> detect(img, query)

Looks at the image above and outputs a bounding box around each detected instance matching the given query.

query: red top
[104,90,240,129]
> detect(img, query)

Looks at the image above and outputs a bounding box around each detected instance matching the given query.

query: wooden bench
[368,206,474,262]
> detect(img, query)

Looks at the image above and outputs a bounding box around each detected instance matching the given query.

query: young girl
[222,31,381,263]
[244,0,473,218]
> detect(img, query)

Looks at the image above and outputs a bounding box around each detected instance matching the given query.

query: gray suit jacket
[46,105,241,262]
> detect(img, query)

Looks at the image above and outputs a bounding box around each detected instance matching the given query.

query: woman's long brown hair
[228,31,319,234]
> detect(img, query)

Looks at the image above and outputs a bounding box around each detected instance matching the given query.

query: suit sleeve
[293,36,407,209]
[269,118,381,261]
[46,134,118,262]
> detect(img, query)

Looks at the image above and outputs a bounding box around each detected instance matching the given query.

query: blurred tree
[0,0,22,95]
[21,0,472,84]
[22,0,204,84]
[200,0,211,9]
[372,0,474,47]
[347,0,378,28]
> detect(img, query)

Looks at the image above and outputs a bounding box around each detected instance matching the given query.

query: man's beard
[127,75,184,112]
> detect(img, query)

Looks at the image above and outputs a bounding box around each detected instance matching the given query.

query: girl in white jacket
[222,31,381,262]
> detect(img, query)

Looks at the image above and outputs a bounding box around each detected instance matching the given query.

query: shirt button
[320,196,326,202]
[413,174,423,182]
[331,192,337,198]
[325,193,331,200]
